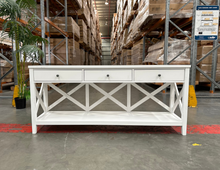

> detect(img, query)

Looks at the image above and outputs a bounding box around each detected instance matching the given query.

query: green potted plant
[0,0,47,109]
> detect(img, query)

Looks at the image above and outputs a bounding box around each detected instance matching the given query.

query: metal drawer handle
[107,74,109,77]
[56,74,59,77]
[158,74,161,77]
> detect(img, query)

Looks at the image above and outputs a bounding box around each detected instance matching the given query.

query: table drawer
[135,70,185,82]
[85,70,132,81]
[34,70,82,81]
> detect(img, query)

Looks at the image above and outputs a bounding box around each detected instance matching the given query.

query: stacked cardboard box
[124,50,132,65]
[131,40,144,65]
[85,52,89,65]
[91,36,96,53]
[123,6,128,28]
[144,38,191,65]
[46,17,80,40]
[78,19,87,45]
[111,0,193,55]
[89,54,95,65]
[131,39,149,65]
[132,0,193,38]
[46,38,81,65]
[90,19,96,37]
[197,46,220,82]
[78,0,90,27]
[87,28,91,49]
[122,28,128,47]
[0,60,14,82]
[80,49,85,65]
[121,49,131,65]
[199,64,220,82]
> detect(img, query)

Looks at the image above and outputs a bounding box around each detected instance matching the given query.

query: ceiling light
[105,0,108,5]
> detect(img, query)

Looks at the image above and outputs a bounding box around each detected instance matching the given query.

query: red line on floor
[0,124,220,134]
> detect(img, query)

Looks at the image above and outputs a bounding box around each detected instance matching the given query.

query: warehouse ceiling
[93,0,117,37]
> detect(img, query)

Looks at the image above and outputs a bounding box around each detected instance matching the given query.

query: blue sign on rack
[195,6,219,41]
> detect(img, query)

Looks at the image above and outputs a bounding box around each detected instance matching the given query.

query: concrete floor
[0,84,220,170]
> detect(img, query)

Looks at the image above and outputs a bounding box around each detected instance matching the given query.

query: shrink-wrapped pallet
[144,39,191,65]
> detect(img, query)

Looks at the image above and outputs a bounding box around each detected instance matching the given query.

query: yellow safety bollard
[12,85,19,107]
[188,85,197,107]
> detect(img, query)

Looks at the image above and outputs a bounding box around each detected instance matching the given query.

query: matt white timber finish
[29,65,190,135]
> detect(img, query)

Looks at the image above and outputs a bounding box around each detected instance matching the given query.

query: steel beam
[190,0,199,87]
[46,0,51,65]
[65,0,68,65]
[143,36,146,62]
[164,0,170,65]
[41,0,46,65]
[210,0,220,92]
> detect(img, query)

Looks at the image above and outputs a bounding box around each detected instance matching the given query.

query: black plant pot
[14,97,26,109]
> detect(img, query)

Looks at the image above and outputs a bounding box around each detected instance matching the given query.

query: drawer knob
[56,74,59,77]
[107,74,109,77]
[158,74,161,77]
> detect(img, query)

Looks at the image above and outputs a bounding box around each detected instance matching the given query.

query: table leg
[169,83,175,113]
[30,69,37,134]
[182,69,190,135]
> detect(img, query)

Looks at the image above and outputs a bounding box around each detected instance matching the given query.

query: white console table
[29,65,190,135]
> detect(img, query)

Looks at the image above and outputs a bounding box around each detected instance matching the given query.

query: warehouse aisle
[0,84,220,169]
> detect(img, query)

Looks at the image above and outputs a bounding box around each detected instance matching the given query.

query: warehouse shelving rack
[1,0,104,96]
[1,0,220,94]
[163,0,220,93]
[0,17,17,98]
[40,0,81,65]
[112,0,220,93]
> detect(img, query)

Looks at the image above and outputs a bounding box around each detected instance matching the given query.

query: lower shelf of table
[36,111,183,126]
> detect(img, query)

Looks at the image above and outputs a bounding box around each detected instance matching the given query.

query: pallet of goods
[80,49,85,65]
[197,46,220,83]
[87,28,91,50]
[46,38,80,65]
[0,60,14,83]
[123,49,132,65]
[132,0,193,39]
[91,35,96,53]
[46,17,80,40]
[78,19,87,46]
[78,0,90,27]
[131,39,149,65]
[143,38,191,65]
